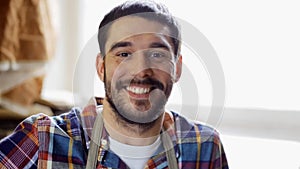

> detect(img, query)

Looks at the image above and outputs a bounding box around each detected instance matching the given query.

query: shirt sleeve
[0,114,40,169]
[211,132,229,169]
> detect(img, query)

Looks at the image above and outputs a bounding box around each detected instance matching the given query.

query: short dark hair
[98,0,181,58]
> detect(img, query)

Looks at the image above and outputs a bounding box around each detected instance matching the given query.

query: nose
[131,51,153,78]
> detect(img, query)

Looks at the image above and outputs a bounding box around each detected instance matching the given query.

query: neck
[102,99,165,146]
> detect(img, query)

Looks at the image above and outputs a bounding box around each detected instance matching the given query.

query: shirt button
[101,139,108,148]
[176,151,180,158]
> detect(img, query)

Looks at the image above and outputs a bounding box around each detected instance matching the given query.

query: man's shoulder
[0,107,87,168]
[20,107,82,128]
[172,111,221,142]
[171,111,228,168]
[1,107,83,142]
[0,107,84,153]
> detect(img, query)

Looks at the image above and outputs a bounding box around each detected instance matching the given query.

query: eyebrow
[149,42,171,51]
[109,41,132,52]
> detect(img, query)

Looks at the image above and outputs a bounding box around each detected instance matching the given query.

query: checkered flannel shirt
[0,98,228,168]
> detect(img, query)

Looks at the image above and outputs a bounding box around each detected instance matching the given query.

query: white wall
[221,135,300,169]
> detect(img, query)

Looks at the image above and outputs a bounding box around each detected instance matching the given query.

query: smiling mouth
[121,78,164,100]
[125,85,153,99]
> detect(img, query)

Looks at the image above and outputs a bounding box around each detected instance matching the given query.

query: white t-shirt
[108,136,162,169]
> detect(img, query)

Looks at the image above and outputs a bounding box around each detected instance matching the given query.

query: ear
[96,53,105,82]
[174,55,182,82]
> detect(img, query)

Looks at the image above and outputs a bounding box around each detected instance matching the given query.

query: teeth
[126,86,150,94]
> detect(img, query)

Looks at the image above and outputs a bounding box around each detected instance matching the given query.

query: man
[0,0,228,168]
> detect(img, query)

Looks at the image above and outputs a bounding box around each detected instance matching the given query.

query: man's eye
[116,52,131,57]
[150,52,164,58]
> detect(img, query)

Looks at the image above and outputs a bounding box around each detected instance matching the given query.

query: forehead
[105,16,172,51]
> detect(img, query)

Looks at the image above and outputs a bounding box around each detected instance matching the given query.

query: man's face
[98,16,182,124]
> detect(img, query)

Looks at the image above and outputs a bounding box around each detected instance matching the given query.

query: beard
[103,70,173,129]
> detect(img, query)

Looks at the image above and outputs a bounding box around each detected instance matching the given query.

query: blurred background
[0,0,300,168]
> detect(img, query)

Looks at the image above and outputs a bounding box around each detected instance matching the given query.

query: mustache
[116,77,164,91]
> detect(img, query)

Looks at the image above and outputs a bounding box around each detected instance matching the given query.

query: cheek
[105,57,118,76]
[153,61,176,79]
[153,69,173,84]
[105,60,128,82]
[105,66,115,79]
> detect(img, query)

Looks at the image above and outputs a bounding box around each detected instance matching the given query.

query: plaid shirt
[0,98,228,169]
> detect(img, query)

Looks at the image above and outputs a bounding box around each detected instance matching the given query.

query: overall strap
[161,128,179,169]
[86,112,104,168]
